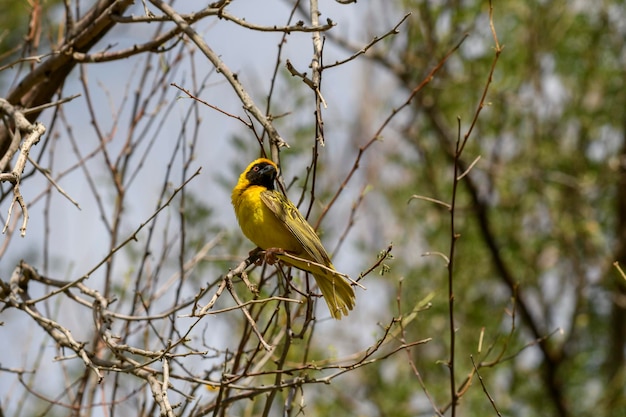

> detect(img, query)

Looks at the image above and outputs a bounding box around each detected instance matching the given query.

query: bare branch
[113,6,335,33]
[149,0,289,150]
[0,99,47,236]
[470,355,502,417]
[323,13,410,70]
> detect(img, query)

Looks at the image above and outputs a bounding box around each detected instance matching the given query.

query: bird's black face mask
[247,161,277,190]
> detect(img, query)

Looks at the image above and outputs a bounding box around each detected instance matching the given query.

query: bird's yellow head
[239,158,278,190]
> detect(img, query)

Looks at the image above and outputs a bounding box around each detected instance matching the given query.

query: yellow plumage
[231,158,356,319]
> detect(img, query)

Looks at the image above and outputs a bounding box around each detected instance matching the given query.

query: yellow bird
[231,158,356,319]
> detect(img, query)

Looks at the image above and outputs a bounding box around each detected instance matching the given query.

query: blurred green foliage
[328,1,626,416]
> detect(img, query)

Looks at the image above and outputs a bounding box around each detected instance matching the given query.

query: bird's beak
[260,164,277,179]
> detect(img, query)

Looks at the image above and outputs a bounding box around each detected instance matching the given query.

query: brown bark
[0,0,133,168]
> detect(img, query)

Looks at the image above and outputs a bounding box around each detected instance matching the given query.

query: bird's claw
[248,247,286,266]
[263,247,285,265]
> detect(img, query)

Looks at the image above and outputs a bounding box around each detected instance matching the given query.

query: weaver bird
[231,158,356,319]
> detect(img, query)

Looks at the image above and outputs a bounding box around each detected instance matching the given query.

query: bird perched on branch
[231,158,356,319]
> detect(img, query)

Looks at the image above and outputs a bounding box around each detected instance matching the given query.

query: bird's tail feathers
[314,271,356,320]
[276,252,356,319]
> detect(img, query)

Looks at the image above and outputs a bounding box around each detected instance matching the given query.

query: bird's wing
[259,190,332,266]
[261,189,356,319]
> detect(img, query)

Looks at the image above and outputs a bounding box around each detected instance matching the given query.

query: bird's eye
[253,166,260,172]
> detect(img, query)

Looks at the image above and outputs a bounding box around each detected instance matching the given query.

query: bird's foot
[248,247,286,266]
[263,247,286,265]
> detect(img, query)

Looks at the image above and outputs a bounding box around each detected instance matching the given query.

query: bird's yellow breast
[233,185,301,252]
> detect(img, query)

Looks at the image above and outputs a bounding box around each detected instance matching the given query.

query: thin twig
[323,13,410,70]
[27,156,81,209]
[149,0,288,150]
[315,33,467,229]
[23,168,201,306]
[21,94,81,115]
[170,82,253,128]
[112,6,334,33]
[358,244,393,282]
[408,194,452,210]
[458,0,503,156]
[396,278,443,416]
[456,155,481,181]
[470,355,502,416]
[614,261,626,281]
